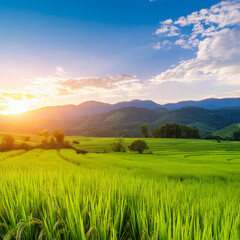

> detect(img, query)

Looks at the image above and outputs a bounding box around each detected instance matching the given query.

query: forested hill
[2,106,240,137]
[2,97,240,124]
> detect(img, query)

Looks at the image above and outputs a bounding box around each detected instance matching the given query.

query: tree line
[205,130,240,142]
[0,129,87,153]
[140,123,201,139]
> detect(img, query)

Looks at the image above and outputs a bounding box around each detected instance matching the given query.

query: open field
[0,137,240,239]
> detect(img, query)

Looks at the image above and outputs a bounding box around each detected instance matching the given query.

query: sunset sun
[2,100,31,115]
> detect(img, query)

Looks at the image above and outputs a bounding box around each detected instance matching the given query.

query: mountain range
[1,97,240,137]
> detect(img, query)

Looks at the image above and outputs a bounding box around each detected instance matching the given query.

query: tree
[233,130,240,141]
[2,134,15,151]
[140,124,149,138]
[152,128,161,138]
[38,130,50,141]
[128,140,149,154]
[111,137,126,152]
[53,129,65,144]
[22,136,30,142]
[152,123,201,139]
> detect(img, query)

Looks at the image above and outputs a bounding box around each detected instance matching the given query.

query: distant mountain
[0,107,167,137]
[0,100,162,123]
[0,101,112,123]
[69,107,168,137]
[55,107,240,136]
[114,100,160,109]
[2,106,240,137]
[2,97,240,124]
[163,98,240,110]
[2,97,240,137]
[152,107,240,133]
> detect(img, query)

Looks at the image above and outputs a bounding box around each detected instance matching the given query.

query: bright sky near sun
[0,0,240,114]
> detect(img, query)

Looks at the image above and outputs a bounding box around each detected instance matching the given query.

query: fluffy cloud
[156,25,179,37]
[0,70,143,114]
[58,75,139,91]
[155,0,240,49]
[151,28,240,84]
[153,40,171,50]
[151,0,240,86]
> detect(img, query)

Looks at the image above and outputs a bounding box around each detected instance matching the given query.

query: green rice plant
[0,139,240,239]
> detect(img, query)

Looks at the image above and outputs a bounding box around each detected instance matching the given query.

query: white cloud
[151,0,240,87]
[155,0,240,49]
[0,68,143,114]
[156,25,179,36]
[161,19,173,25]
[175,39,193,50]
[151,28,240,85]
[153,40,171,50]
[56,66,67,76]
[57,75,140,91]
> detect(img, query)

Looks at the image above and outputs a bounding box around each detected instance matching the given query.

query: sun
[2,100,31,115]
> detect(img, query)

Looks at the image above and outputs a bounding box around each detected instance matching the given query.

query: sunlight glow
[1,100,31,115]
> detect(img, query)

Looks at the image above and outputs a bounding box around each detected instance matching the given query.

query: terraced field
[0,138,240,239]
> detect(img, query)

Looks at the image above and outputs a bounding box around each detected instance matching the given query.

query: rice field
[0,137,240,239]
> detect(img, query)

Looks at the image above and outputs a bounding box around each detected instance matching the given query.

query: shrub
[39,137,72,150]
[111,137,126,152]
[1,134,15,151]
[62,140,72,148]
[53,129,65,144]
[49,137,56,148]
[205,135,224,141]
[75,149,88,154]
[38,130,50,141]
[17,142,33,151]
[128,140,149,154]
[22,136,31,142]
[39,137,55,149]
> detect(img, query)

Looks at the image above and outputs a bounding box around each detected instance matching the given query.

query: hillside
[0,101,112,123]
[70,107,168,137]
[0,107,168,137]
[3,97,240,124]
[213,123,240,139]
[187,123,218,137]
[0,100,162,123]
[2,105,240,137]
[152,107,240,133]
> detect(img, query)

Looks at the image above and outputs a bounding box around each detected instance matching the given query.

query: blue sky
[0,0,240,114]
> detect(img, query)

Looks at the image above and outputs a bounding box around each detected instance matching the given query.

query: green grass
[0,137,240,239]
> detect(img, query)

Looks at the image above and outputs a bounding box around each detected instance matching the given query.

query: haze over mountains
[2,97,240,122]
[1,97,240,137]
[0,100,161,123]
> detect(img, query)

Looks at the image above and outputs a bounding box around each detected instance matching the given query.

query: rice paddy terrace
[0,137,240,239]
